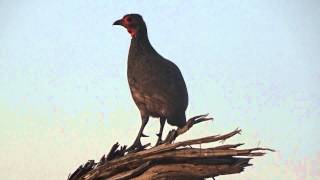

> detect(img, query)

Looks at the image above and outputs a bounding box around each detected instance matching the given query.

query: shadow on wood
[68,114,274,180]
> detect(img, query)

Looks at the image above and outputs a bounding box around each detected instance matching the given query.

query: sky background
[0,0,319,179]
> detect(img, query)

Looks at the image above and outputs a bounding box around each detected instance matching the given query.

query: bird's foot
[155,139,163,146]
[155,133,164,146]
[126,140,144,152]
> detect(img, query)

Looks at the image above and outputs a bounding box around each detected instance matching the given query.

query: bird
[113,14,188,151]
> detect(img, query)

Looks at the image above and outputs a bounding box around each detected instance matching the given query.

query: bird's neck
[128,27,157,58]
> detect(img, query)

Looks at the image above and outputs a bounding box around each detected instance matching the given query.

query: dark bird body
[113,14,188,150]
[128,37,188,126]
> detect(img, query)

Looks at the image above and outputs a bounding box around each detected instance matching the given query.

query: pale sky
[0,0,319,179]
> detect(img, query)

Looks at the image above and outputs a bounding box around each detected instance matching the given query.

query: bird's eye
[126,17,132,22]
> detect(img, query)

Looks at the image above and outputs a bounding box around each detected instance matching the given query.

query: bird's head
[113,14,146,38]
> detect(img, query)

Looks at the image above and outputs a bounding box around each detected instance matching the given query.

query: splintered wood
[68,114,274,180]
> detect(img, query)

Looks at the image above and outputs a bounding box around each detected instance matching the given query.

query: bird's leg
[127,114,149,151]
[156,117,166,146]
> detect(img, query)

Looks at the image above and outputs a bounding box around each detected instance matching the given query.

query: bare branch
[67,114,273,180]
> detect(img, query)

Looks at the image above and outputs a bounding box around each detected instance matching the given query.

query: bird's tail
[167,113,186,128]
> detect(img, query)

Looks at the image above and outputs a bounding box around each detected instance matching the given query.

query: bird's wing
[136,56,188,111]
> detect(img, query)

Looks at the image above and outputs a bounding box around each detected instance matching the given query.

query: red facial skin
[122,16,137,38]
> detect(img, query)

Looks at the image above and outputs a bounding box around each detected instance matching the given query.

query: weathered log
[68,114,274,180]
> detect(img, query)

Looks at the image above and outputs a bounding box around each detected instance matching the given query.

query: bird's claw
[155,140,163,146]
[126,140,143,152]
[155,133,164,146]
[155,138,163,146]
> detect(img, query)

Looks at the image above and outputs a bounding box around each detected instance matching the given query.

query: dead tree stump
[68,114,274,180]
